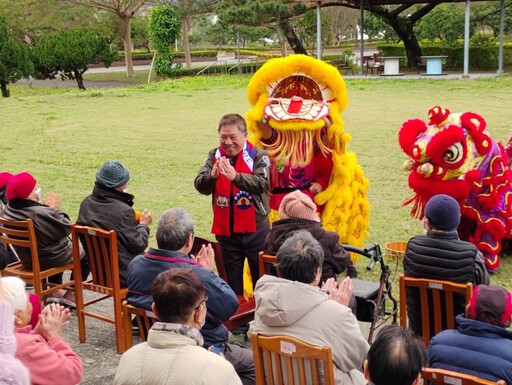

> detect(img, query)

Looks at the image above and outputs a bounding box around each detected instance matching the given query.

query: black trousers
[216,223,270,295]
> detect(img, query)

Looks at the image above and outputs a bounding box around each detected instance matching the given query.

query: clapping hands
[323,277,353,307]
[35,303,71,341]
[191,243,215,271]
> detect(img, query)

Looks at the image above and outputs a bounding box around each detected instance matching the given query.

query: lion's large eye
[443,142,464,164]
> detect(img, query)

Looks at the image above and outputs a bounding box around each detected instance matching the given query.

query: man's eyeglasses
[194,296,208,310]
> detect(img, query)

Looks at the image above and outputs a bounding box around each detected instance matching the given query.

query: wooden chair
[122,300,158,351]
[71,224,128,353]
[258,251,279,278]
[0,217,75,301]
[191,235,255,331]
[421,368,502,385]
[399,274,472,347]
[252,332,335,385]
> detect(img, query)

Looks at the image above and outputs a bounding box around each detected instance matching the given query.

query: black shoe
[347,266,358,278]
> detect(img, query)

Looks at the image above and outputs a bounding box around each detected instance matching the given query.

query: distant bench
[330,59,354,75]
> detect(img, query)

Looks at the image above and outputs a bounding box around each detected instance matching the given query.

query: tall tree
[0,14,33,97]
[148,4,181,76]
[157,0,221,69]
[473,0,512,36]
[415,3,468,44]
[32,28,115,90]
[318,1,438,68]
[73,0,151,77]
[218,0,309,55]
[0,0,102,44]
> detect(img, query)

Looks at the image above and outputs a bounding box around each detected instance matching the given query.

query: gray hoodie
[254,274,369,385]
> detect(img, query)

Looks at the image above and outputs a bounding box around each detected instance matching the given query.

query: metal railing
[195,60,228,76]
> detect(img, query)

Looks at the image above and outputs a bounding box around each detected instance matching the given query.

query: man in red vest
[195,113,270,297]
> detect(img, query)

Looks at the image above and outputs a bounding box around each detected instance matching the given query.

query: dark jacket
[3,200,73,270]
[77,183,150,287]
[403,230,489,337]
[264,218,350,283]
[0,240,9,270]
[194,146,270,228]
[126,248,239,348]
[428,315,512,384]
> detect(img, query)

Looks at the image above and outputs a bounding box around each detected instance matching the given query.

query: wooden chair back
[191,235,255,331]
[399,274,473,347]
[421,368,502,385]
[72,224,127,353]
[258,252,279,278]
[122,300,158,350]
[252,332,335,385]
[0,217,75,300]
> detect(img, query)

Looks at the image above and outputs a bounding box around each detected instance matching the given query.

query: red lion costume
[399,106,512,272]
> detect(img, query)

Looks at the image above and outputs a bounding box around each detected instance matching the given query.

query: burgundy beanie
[279,190,319,221]
[0,172,13,189]
[468,285,512,326]
[5,172,37,201]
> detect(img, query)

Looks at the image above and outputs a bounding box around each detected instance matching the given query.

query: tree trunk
[121,15,135,78]
[279,19,307,55]
[74,70,86,90]
[1,81,10,98]
[386,17,422,69]
[275,26,287,56]
[182,16,192,69]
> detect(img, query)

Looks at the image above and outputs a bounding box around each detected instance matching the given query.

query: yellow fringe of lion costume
[245,54,370,251]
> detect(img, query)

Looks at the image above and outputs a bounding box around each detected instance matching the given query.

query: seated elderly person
[2,172,83,306]
[254,230,369,385]
[2,276,83,385]
[115,267,242,385]
[264,190,354,283]
[0,273,30,385]
[77,161,153,287]
[364,324,426,385]
[428,285,512,384]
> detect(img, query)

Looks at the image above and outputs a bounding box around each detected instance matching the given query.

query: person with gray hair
[1,276,82,385]
[254,230,369,385]
[126,207,256,385]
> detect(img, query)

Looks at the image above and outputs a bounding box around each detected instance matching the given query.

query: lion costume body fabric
[245,55,370,248]
[399,106,512,272]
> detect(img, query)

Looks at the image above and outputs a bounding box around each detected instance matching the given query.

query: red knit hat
[0,172,13,188]
[6,172,37,201]
[468,285,512,326]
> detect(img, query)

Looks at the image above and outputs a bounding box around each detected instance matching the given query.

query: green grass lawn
[3,74,512,290]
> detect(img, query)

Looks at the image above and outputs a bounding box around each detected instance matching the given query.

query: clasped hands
[190,243,215,271]
[211,157,236,181]
[322,276,353,307]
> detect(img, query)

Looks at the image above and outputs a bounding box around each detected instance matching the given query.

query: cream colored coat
[114,323,242,385]
[254,275,369,385]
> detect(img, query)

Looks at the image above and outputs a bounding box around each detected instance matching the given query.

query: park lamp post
[294,0,328,60]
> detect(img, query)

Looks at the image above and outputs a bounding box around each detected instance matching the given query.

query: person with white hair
[0,273,30,385]
[1,276,83,385]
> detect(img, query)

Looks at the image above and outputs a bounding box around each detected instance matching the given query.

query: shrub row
[166,61,266,77]
[118,50,219,61]
[377,43,512,69]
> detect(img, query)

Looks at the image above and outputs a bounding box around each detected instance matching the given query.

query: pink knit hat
[278,190,320,221]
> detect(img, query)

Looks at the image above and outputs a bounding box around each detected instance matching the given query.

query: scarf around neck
[212,141,257,236]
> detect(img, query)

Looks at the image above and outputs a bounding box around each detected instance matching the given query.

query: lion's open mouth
[264,75,331,123]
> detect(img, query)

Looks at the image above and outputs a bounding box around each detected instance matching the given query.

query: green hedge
[377,43,512,69]
[166,61,266,77]
[117,50,218,61]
